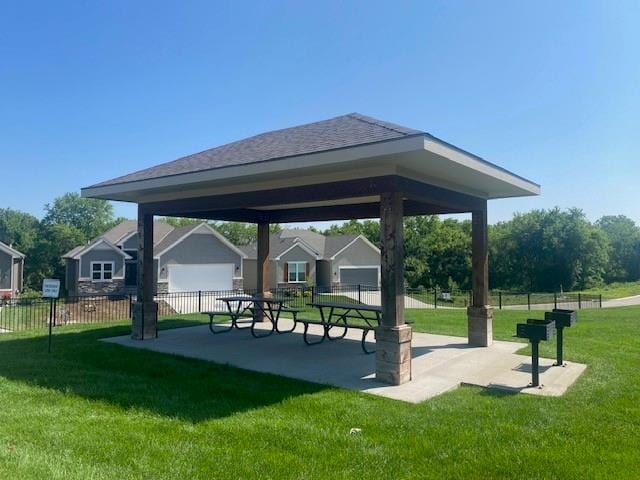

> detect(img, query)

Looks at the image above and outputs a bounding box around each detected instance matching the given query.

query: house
[240,229,380,290]
[63,221,246,296]
[0,241,25,298]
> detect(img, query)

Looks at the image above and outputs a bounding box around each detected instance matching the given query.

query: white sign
[42,279,60,298]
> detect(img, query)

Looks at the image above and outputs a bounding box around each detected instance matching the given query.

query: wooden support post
[255,222,270,322]
[376,192,411,385]
[132,206,158,340]
[467,201,493,346]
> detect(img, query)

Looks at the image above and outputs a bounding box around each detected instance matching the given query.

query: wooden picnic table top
[307,301,382,312]
[218,295,287,304]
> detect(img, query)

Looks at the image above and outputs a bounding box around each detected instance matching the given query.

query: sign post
[42,279,60,353]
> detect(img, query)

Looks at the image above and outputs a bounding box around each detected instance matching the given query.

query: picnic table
[203,295,302,338]
[301,301,382,353]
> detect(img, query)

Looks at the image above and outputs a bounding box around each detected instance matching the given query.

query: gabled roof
[103,220,174,246]
[241,230,377,261]
[62,237,132,260]
[0,241,25,259]
[89,113,422,188]
[154,222,248,259]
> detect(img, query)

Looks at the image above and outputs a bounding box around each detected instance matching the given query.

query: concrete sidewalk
[103,320,586,403]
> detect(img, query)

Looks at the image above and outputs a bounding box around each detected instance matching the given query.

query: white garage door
[168,264,234,293]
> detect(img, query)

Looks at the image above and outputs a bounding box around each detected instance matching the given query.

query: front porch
[103,318,586,403]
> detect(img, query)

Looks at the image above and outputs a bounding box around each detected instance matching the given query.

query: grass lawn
[0,307,638,479]
[574,280,640,300]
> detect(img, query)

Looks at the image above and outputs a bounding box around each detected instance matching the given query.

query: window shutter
[284,263,289,282]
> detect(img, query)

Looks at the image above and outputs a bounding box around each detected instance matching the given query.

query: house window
[91,262,114,282]
[287,262,307,283]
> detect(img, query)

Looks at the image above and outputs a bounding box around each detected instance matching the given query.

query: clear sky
[1,1,638,228]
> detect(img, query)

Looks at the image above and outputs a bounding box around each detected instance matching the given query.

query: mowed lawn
[0,307,638,479]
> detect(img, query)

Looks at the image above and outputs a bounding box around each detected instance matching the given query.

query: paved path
[104,320,586,403]
[336,290,434,309]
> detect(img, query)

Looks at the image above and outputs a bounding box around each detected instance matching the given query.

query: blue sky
[1,1,638,228]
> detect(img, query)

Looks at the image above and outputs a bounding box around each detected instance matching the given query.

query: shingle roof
[153,223,202,254]
[90,113,424,187]
[101,220,174,245]
[241,230,371,260]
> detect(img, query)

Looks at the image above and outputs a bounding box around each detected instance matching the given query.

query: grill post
[556,327,564,366]
[531,340,540,387]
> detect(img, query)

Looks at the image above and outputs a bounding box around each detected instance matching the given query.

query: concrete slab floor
[102,319,587,404]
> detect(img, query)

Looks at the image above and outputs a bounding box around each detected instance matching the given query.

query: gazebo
[82,113,539,385]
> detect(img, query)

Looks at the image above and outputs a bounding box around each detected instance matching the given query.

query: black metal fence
[0,285,602,333]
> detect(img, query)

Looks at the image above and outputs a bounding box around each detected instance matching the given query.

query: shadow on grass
[0,320,328,423]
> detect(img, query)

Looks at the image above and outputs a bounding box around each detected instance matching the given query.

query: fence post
[578,293,582,310]
[599,294,602,309]
[129,294,133,319]
[554,292,557,309]
[434,288,438,309]
[358,284,362,303]
[499,291,502,310]
[527,292,531,311]
[198,290,202,312]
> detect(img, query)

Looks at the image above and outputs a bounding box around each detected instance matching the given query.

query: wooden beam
[140,176,400,216]
[132,206,158,340]
[137,207,154,303]
[467,199,493,347]
[399,177,485,212]
[166,200,464,224]
[379,192,405,326]
[256,222,270,322]
[471,202,489,306]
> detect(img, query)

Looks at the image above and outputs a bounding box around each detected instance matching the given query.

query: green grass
[574,280,640,300]
[0,307,639,478]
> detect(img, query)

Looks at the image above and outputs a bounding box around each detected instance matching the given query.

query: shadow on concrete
[0,322,328,423]
[411,342,471,358]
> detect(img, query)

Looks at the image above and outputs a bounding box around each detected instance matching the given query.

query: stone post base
[375,324,412,385]
[467,305,493,346]
[132,301,158,340]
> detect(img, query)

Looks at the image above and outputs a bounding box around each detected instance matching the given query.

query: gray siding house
[241,229,380,289]
[63,221,246,296]
[0,241,25,298]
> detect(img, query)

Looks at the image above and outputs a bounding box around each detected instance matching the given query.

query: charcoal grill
[544,309,577,366]
[515,319,556,387]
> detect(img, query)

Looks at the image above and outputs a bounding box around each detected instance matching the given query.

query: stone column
[255,221,271,322]
[132,206,158,340]
[376,191,412,385]
[467,200,493,346]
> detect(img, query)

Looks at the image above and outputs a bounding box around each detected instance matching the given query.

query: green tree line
[2,193,639,293]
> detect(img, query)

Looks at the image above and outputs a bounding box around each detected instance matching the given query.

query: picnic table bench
[300,302,383,354]
[204,295,304,338]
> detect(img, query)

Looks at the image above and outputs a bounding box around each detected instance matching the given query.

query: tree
[596,215,640,282]
[42,193,120,240]
[0,208,39,254]
[212,222,282,245]
[489,208,609,291]
[27,223,86,288]
[161,217,202,228]
[324,219,380,247]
